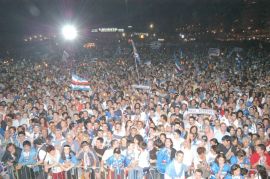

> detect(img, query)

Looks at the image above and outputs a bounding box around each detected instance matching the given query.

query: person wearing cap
[106,147,128,178]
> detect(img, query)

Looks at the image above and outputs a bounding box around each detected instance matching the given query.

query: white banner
[186,108,215,116]
[131,84,151,90]
[208,48,220,57]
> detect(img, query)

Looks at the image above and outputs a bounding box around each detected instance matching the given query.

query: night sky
[0,0,269,44]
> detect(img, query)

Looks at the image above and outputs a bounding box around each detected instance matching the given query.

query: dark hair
[257,144,266,152]
[231,136,238,143]
[222,135,231,142]
[18,131,25,136]
[6,143,16,151]
[46,145,55,153]
[9,126,16,131]
[165,138,173,148]
[154,138,164,149]
[139,142,147,150]
[227,126,235,133]
[211,145,218,153]
[174,129,182,137]
[160,114,167,122]
[256,165,268,179]
[236,150,246,158]
[175,150,184,156]
[215,154,226,165]
[231,164,241,174]
[23,140,31,147]
[195,169,203,175]
[111,139,118,147]
[61,145,75,161]
[197,147,206,155]
[160,133,167,138]
[190,126,198,136]
[97,137,104,143]
[210,138,219,145]
[81,141,90,147]
[113,148,121,154]
[34,138,43,146]
[134,134,144,144]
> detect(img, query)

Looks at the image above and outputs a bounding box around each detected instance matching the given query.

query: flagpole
[131,39,140,84]
[134,56,140,84]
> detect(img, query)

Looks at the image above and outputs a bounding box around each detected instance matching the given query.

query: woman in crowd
[44,145,64,179]
[224,164,244,179]
[156,138,176,176]
[59,145,78,179]
[2,143,22,179]
[210,154,231,179]
[106,148,127,179]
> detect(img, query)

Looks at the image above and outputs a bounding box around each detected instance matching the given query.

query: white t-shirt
[180,148,194,167]
[102,148,114,162]
[172,138,184,151]
[45,151,62,173]
[138,150,150,168]
[37,147,47,162]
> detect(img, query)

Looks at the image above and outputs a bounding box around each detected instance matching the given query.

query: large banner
[186,108,215,116]
[208,48,220,57]
[131,84,151,90]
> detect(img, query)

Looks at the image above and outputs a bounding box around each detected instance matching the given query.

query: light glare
[62,25,78,40]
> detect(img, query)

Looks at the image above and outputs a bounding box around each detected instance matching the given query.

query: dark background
[0,0,269,46]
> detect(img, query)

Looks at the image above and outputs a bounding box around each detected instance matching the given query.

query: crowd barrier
[1,164,166,179]
[2,164,258,179]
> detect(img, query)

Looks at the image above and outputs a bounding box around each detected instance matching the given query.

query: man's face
[189,118,194,125]
[194,171,203,179]
[8,145,15,153]
[224,140,230,147]
[83,145,89,152]
[96,140,102,148]
[256,146,263,155]
[221,124,227,132]
[18,134,25,141]
[176,153,184,163]
[24,145,31,152]
[113,141,119,148]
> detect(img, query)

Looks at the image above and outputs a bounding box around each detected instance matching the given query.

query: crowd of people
[0,43,269,179]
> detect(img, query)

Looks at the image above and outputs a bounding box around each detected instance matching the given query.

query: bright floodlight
[62,25,77,40]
